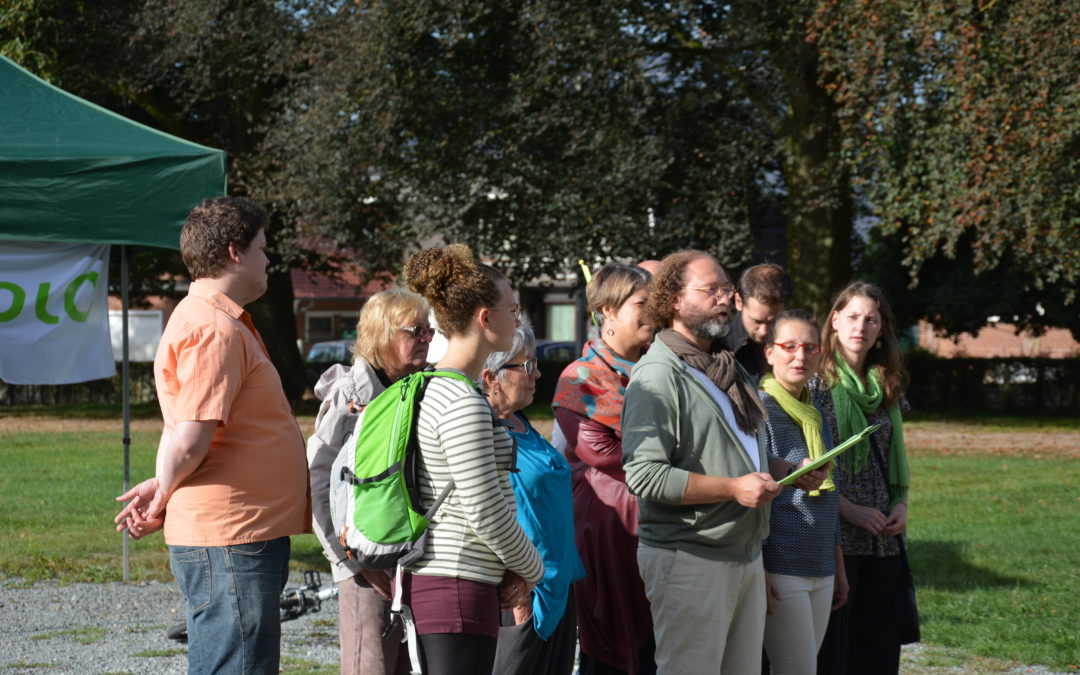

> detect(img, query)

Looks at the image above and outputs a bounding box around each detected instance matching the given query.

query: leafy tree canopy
[813,0,1080,303]
[3,0,1076,353]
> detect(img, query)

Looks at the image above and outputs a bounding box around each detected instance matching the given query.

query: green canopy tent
[0,55,226,579]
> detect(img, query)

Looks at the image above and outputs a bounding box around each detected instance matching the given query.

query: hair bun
[405,244,477,307]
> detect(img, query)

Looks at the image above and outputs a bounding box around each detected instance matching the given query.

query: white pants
[638,545,766,675]
[763,573,835,675]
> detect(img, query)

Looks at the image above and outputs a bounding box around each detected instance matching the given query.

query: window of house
[307,315,334,342]
[545,304,576,341]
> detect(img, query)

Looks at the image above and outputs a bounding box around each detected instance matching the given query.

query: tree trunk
[247,267,306,406]
[780,43,853,318]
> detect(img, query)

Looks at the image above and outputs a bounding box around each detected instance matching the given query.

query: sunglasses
[399,325,435,340]
[500,358,537,376]
[772,341,822,355]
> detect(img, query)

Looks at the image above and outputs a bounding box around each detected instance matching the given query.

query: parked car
[535,340,579,363]
[305,339,353,386]
[534,340,579,404]
[307,339,353,365]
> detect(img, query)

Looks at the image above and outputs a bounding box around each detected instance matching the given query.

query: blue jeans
[170,537,291,674]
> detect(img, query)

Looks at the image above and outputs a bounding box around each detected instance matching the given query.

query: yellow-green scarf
[761,373,834,496]
[830,356,909,508]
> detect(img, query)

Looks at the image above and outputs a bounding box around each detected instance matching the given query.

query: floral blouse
[809,377,906,558]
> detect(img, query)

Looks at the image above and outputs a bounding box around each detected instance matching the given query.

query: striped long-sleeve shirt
[410,374,544,585]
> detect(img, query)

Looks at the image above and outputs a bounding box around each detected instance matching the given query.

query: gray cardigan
[622,338,770,562]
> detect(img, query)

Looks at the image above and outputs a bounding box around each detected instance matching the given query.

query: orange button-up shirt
[155,280,310,546]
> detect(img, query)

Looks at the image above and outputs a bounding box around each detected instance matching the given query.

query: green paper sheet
[778,423,882,486]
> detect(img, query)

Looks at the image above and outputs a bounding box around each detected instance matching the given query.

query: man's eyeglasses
[686,285,736,300]
[772,342,822,355]
[399,325,435,340]
[500,358,537,377]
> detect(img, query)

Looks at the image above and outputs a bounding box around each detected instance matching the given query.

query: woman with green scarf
[813,281,911,675]
[758,309,847,675]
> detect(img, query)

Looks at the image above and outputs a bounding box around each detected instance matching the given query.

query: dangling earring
[606,328,615,337]
[875,339,882,349]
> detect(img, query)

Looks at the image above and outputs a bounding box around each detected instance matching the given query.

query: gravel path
[0,576,339,674]
[1,578,1073,674]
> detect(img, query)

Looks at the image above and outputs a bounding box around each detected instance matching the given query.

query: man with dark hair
[115,197,310,674]
[622,250,824,674]
[721,262,791,380]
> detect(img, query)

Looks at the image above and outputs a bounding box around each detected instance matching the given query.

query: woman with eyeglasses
[812,281,912,675]
[306,287,434,675]
[757,309,847,675]
[552,262,657,675]
[402,244,544,675]
[479,324,586,675]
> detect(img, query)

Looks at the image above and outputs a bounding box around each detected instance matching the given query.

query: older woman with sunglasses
[758,309,846,675]
[482,324,586,675]
[306,287,434,675]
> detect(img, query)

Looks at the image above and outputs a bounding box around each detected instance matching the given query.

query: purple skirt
[400,574,500,638]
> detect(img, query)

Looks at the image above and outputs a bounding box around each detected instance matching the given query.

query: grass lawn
[0,406,1077,671]
[907,444,1079,670]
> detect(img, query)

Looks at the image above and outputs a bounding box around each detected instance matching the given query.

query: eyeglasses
[772,341,822,355]
[399,325,435,340]
[500,358,537,377]
[490,303,521,316]
[686,285,736,300]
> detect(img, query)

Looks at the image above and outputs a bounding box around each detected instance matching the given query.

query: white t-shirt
[687,366,761,472]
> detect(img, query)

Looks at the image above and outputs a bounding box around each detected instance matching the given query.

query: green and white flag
[0,241,114,384]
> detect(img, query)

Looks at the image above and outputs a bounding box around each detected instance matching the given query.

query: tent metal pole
[121,245,131,582]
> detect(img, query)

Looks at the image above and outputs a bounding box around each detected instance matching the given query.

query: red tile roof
[290,267,395,299]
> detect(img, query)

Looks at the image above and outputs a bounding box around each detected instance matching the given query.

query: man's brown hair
[179,197,268,280]
[737,263,791,307]
[643,249,715,329]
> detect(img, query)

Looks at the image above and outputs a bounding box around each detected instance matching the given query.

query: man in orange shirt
[115,197,310,674]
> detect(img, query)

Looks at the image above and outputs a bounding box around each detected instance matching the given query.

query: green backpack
[328,369,475,569]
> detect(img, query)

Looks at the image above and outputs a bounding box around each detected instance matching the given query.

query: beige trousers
[338,573,412,675]
[638,545,766,675]
[763,573,835,675]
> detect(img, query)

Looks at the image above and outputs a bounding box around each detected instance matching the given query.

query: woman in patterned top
[403,245,544,675]
[552,262,657,675]
[812,281,911,675]
[758,309,847,675]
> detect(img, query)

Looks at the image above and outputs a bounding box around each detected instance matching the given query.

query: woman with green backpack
[403,244,544,675]
[306,287,433,675]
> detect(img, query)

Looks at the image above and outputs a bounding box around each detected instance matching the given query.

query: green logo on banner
[0,272,99,324]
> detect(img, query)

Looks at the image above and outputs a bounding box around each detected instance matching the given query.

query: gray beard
[685,312,732,341]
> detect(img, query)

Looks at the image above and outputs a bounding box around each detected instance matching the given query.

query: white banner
[0,241,115,384]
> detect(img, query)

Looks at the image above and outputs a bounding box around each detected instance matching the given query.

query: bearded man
[622,250,820,674]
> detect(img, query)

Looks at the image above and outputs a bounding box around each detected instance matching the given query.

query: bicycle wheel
[165,621,188,643]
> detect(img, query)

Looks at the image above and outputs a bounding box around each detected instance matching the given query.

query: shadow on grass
[909,540,1029,591]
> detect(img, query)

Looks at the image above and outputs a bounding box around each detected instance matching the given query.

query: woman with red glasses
[306,287,434,675]
[758,309,846,675]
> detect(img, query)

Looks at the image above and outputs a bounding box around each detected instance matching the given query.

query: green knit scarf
[830,356,909,507]
[761,374,834,496]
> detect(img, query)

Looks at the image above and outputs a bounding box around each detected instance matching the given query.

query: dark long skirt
[493,594,579,675]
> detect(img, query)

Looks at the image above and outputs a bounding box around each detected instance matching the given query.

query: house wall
[918,320,1080,358]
